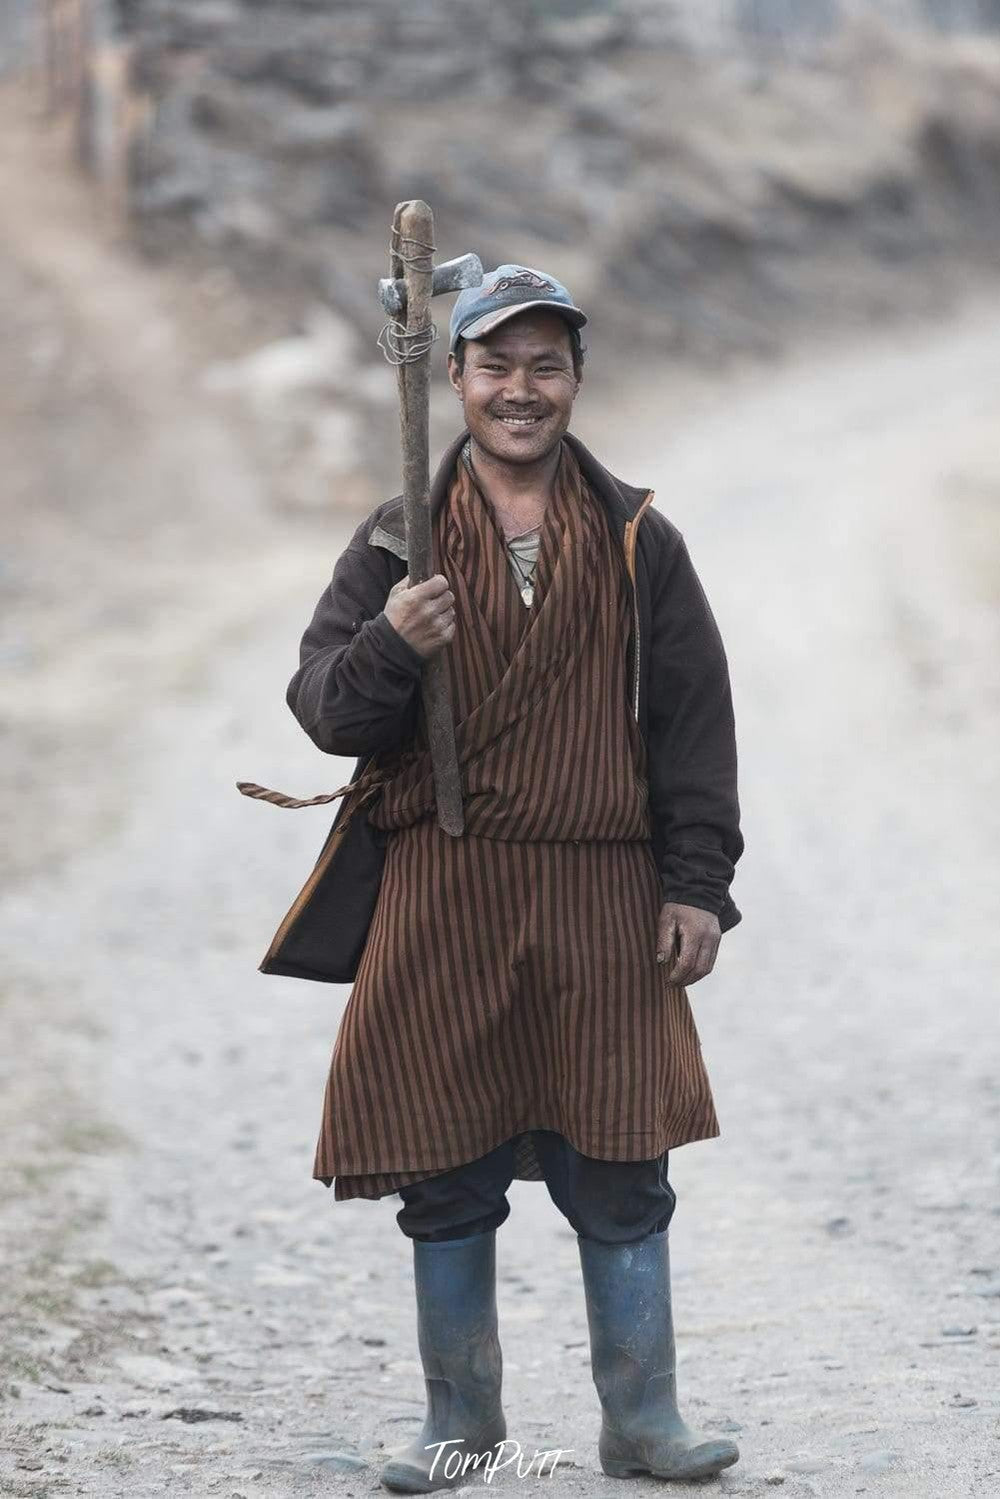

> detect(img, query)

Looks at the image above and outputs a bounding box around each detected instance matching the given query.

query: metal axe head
[378,253,483,317]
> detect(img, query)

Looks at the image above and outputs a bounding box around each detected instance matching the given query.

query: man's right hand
[383,573,456,660]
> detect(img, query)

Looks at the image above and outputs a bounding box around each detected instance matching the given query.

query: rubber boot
[577,1228,739,1481]
[381,1230,506,1494]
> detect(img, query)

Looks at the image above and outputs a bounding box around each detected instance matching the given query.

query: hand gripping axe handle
[378,200,481,837]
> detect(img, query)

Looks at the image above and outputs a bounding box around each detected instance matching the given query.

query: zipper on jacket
[623,490,656,721]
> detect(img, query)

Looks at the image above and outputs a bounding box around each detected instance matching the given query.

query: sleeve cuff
[369,611,426,677]
[660,886,742,934]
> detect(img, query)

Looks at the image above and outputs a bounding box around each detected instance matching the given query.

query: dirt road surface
[2,82,999,1499]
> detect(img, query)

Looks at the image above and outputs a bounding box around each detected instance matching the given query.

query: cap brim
[454,300,587,348]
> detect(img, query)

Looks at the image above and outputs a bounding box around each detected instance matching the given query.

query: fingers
[659,909,720,987]
[655,911,678,967]
[422,579,455,646]
[670,936,717,986]
[433,601,457,645]
[388,572,450,596]
[665,928,702,985]
[384,572,456,657]
[665,939,717,986]
[399,575,455,619]
[663,941,693,985]
[407,572,451,599]
[423,583,455,637]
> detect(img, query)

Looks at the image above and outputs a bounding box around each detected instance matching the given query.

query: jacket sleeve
[286,528,425,757]
[646,523,743,931]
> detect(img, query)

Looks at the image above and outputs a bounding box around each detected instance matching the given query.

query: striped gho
[315,442,720,1199]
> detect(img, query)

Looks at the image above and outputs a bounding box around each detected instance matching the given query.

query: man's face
[447,310,581,466]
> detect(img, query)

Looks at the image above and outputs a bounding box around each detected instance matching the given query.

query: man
[273,265,743,1489]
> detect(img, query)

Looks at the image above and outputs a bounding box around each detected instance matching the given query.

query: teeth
[499,416,539,425]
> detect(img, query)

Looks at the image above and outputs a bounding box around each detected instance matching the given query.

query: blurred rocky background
[16,0,1000,509]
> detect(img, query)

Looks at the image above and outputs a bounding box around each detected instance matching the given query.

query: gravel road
[2,82,999,1499]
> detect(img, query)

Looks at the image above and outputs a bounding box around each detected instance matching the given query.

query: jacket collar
[368,430,649,561]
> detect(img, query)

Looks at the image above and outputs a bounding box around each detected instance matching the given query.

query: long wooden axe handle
[388,199,464,837]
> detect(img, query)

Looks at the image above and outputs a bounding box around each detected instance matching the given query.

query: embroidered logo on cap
[490,272,556,295]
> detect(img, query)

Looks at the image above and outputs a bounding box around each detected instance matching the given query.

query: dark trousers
[396,1128,676,1245]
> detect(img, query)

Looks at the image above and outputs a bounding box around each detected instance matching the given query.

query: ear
[446,351,463,399]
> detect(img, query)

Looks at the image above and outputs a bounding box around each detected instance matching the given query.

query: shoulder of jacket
[339,495,406,562]
[350,493,404,538]
[636,502,685,558]
[371,492,405,526]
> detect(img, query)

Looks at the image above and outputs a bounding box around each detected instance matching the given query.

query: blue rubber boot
[578,1229,739,1481]
[381,1230,506,1493]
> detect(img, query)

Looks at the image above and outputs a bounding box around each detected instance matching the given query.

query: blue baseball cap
[449,263,587,354]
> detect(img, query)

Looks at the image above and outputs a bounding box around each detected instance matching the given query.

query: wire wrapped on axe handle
[378,222,439,365]
[377,318,439,367]
[390,224,435,271]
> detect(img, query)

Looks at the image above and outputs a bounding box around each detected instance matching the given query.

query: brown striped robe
[315,443,719,1198]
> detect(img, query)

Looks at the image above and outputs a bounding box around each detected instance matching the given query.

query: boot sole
[381,1432,507,1493]
[602,1447,740,1480]
[381,1458,451,1493]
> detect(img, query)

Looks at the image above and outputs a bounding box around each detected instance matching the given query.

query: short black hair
[452,323,586,380]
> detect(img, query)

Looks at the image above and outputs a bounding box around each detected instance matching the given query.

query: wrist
[372,612,426,674]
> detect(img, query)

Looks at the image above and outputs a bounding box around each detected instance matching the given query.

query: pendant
[520,584,534,607]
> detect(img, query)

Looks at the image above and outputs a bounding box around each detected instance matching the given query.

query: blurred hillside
[116,5,1000,337]
[12,0,1000,508]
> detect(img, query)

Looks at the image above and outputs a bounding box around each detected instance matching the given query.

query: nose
[501,367,535,404]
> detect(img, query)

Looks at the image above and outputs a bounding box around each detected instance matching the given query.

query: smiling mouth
[493,413,545,427]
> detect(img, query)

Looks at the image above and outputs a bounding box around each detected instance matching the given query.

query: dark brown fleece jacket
[268,430,742,984]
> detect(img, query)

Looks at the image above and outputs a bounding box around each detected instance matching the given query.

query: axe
[377,199,481,838]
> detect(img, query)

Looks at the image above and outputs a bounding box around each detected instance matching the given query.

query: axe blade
[378,252,482,316]
[433,252,484,294]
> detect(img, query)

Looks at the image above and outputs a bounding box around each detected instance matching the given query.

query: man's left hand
[656,903,721,986]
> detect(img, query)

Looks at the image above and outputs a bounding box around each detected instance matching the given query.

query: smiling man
[281,264,743,1491]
